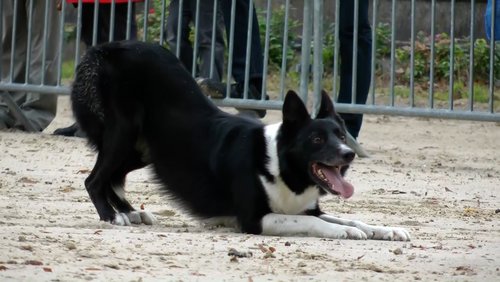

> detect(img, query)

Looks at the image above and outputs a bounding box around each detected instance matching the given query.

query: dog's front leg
[318,214,411,241]
[261,213,367,239]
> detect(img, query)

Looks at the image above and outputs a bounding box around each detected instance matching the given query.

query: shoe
[197,78,227,99]
[197,78,267,118]
[53,122,86,138]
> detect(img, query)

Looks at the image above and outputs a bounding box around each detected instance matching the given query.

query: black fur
[72,41,352,235]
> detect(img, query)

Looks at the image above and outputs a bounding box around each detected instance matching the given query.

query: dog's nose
[343,151,355,162]
[339,144,355,162]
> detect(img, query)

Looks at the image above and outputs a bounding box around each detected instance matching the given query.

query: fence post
[312,0,324,117]
[299,0,312,103]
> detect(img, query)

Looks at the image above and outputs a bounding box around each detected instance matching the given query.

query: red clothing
[65,0,142,3]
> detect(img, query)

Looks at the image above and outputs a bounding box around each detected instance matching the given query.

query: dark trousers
[337,0,372,139]
[220,0,264,93]
[166,0,225,81]
[80,3,137,46]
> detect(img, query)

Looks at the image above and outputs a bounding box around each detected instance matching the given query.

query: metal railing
[1,0,498,132]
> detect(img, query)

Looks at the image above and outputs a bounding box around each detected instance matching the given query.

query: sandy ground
[0,96,499,281]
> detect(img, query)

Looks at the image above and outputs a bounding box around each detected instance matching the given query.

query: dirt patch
[0,96,499,281]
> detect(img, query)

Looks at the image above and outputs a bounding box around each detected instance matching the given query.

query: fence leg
[0,91,37,132]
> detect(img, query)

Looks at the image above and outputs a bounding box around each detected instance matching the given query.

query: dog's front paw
[326,226,367,240]
[112,211,156,226]
[363,226,411,241]
[344,226,368,240]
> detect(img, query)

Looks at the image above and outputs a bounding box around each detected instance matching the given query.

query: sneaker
[197,78,227,99]
[53,122,86,138]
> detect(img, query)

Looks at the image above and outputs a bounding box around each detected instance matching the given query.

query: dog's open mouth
[311,163,354,199]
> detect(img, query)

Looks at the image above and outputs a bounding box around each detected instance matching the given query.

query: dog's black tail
[71,48,106,149]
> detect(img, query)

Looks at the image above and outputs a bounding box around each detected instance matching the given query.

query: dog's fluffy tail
[71,48,105,149]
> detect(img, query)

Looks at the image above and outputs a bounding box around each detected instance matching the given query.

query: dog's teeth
[317,169,328,182]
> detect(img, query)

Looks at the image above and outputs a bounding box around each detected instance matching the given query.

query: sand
[0,96,499,281]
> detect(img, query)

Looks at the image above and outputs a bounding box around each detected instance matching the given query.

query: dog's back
[71,41,218,149]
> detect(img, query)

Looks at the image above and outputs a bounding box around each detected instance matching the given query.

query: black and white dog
[71,41,409,241]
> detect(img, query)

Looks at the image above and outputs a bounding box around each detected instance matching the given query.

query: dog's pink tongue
[323,167,354,199]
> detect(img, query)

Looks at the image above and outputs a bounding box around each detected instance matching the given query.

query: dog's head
[278,90,355,198]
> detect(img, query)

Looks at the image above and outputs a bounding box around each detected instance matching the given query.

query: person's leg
[221,0,264,93]
[337,0,372,139]
[1,0,59,131]
[0,1,26,129]
[166,0,194,72]
[80,4,96,46]
[110,3,138,41]
[96,4,112,44]
[193,0,225,81]
[19,0,60,131]
[79,3,134,46]
[218,0,266,118]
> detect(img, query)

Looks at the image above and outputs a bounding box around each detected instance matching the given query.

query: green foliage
[322,23,336,69]
[472,83,490,103]
[392,31,500,85]
[61,60,75,80]
[375,22,391,57]
[136,0,169,44]
[258,5,299,68]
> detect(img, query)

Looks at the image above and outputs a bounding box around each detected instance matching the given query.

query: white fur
[262,123,320,214]
[261,213,367,239]
[263,122,281,175]
[259,123,411,241]
[111,185,126,201]
[109,185,156,226]
[113,213,131,226]
[339,143,353,155]
[139,211,156,225]
[112,211,156,226]
[319,214,411,241]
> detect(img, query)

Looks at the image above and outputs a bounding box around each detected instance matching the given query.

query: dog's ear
[316,90,337,119]
[283,90,310,124]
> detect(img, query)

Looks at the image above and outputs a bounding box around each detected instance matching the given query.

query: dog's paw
[139,211,156,225]
[326,226,367,240]
[344,226,368,240]
[112,211,156,226]
[112,213,132,226]
[363,225,411,241]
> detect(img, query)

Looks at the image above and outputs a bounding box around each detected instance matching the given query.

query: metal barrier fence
[1,0,499,132]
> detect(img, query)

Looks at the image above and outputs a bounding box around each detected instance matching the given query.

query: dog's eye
[340,135,346,142]
[312,137,324,144]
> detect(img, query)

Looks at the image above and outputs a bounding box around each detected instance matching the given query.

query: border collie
[71,41,410,241]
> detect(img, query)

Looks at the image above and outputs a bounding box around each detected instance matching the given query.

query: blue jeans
[337,0,372,139]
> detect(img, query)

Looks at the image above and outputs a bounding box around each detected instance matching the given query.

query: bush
[393,31,500,84]
[257,5,299,68]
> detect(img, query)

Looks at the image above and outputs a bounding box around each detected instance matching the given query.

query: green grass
[61,60,75,80]
[473,84,491,103]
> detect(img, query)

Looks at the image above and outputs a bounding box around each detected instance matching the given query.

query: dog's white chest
[260,176,319,215]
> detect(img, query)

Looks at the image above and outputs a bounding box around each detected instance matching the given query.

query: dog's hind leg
[107,151,155,225]
[85,152,117,222]
[85,123,142,225]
